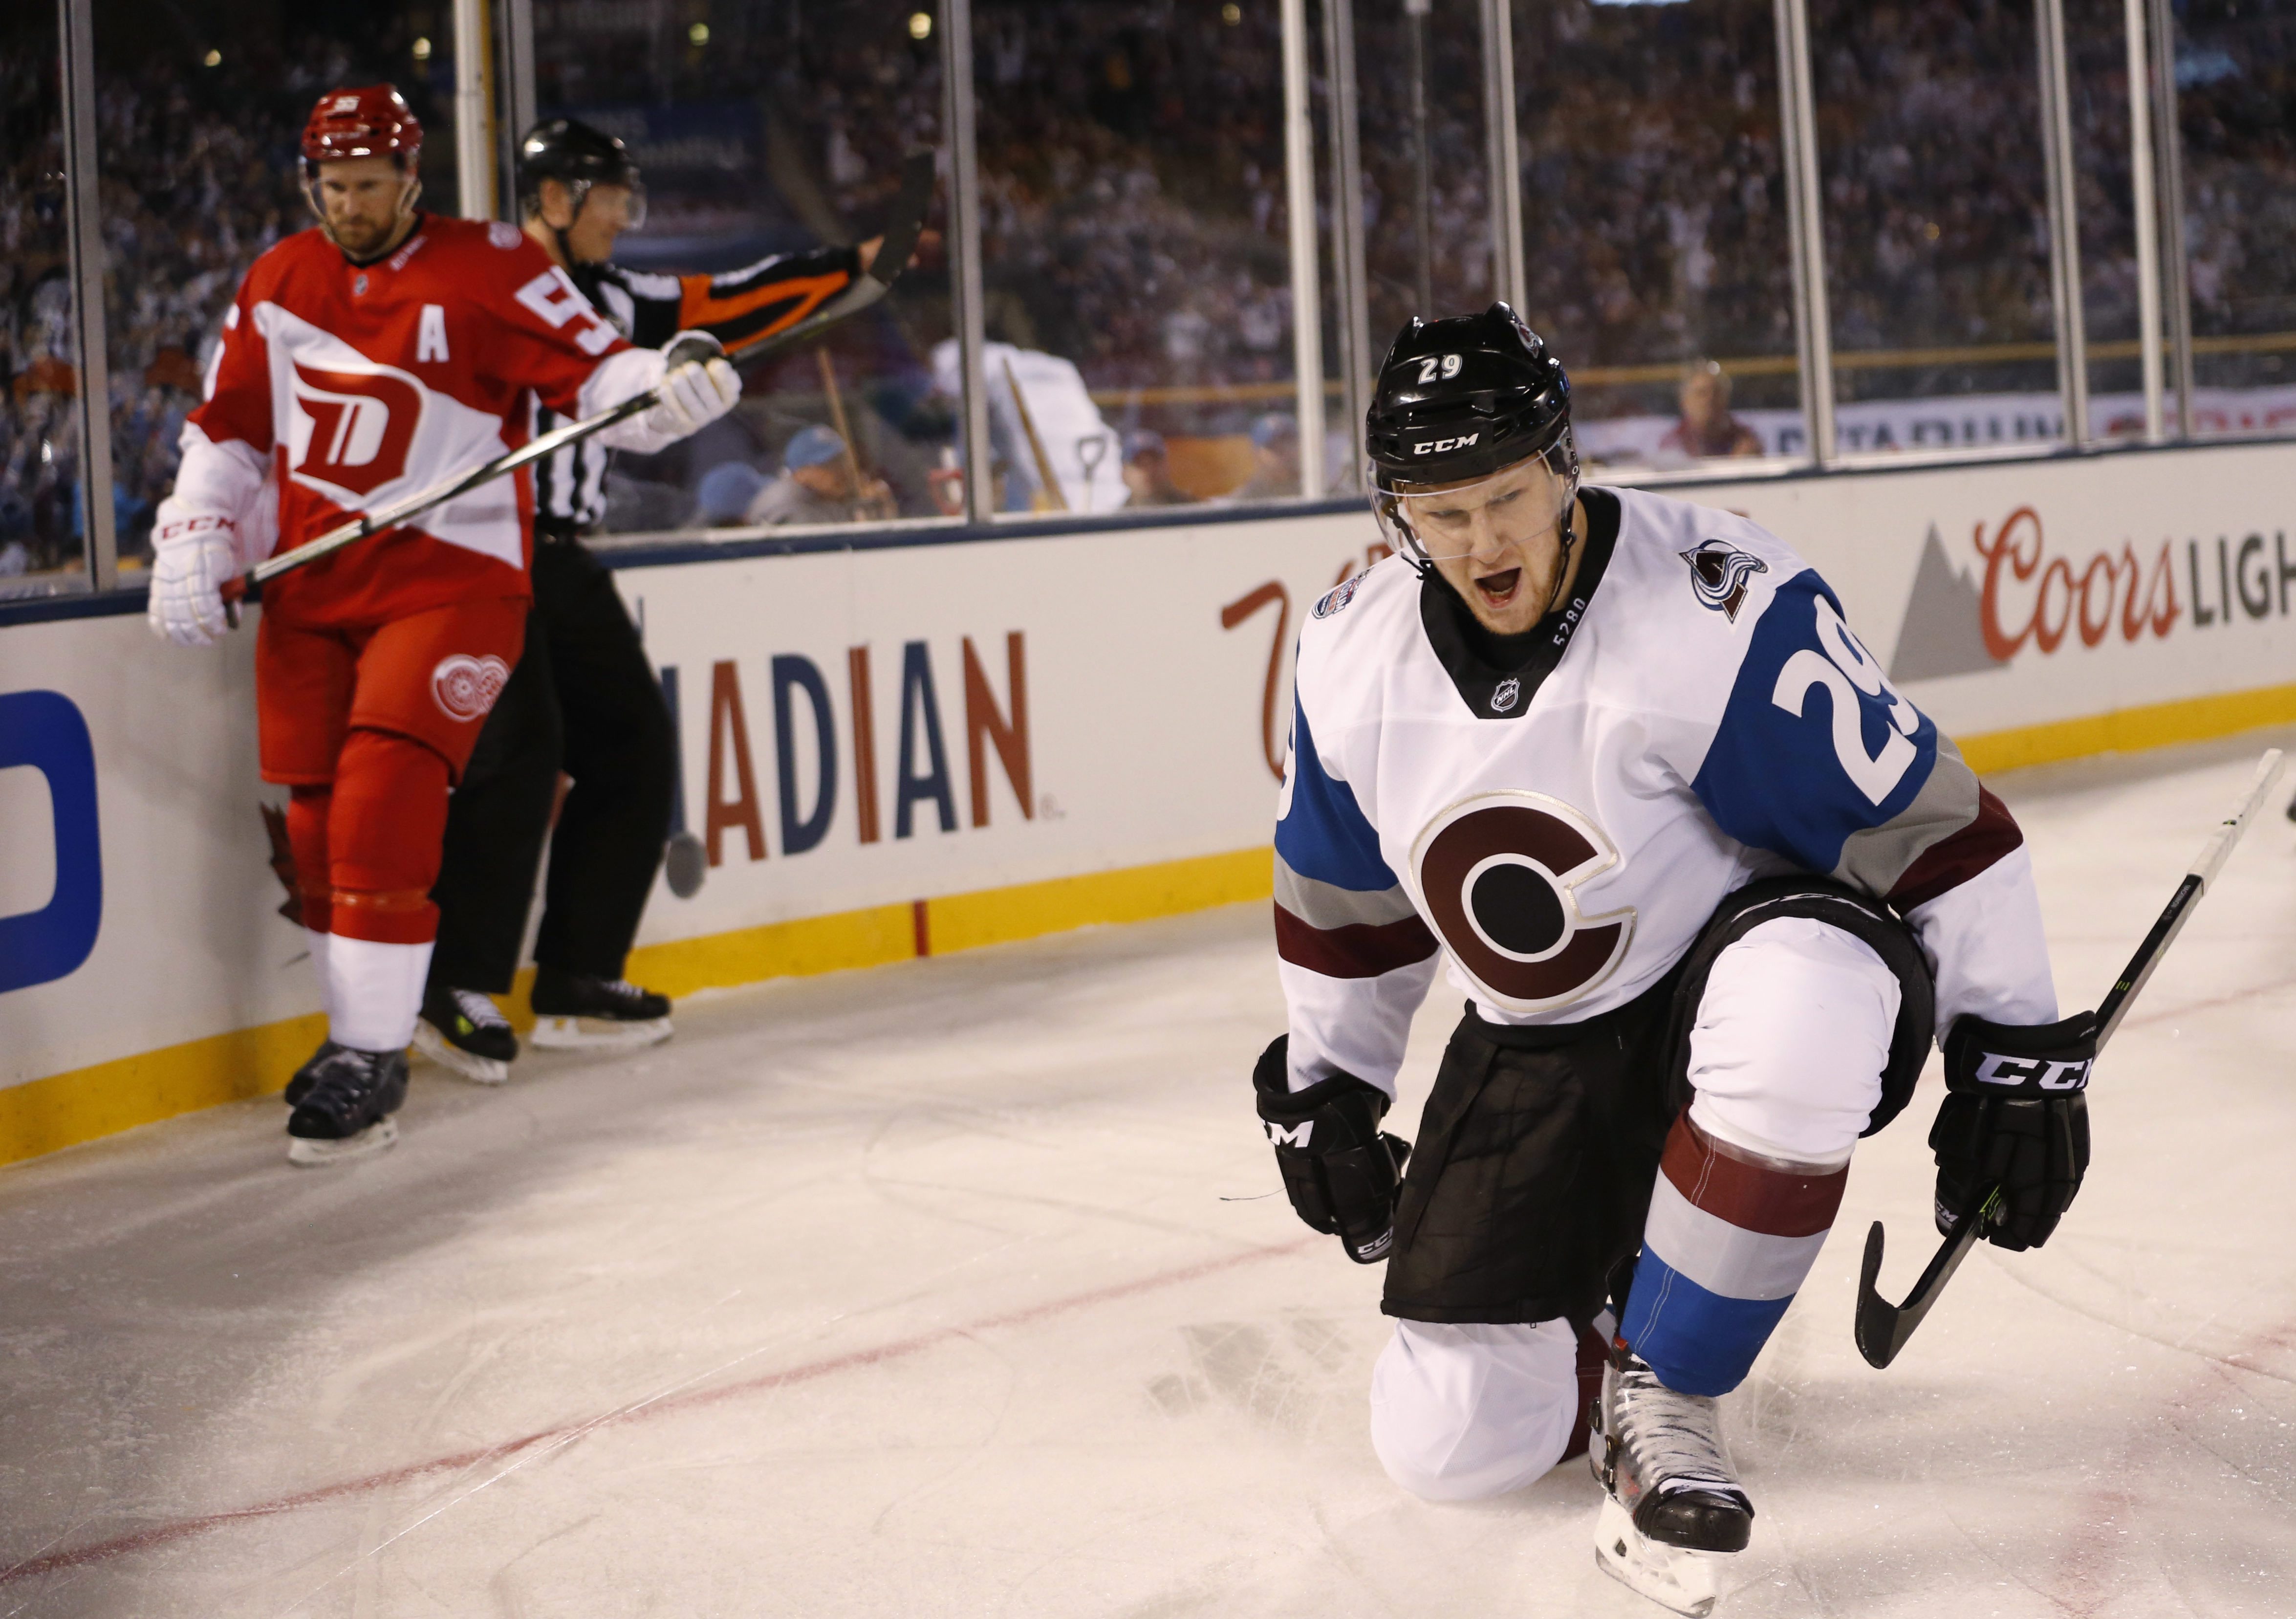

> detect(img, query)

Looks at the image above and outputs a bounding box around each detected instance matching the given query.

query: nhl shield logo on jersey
[1409,790,1635,1014]
[1489,677,1521,713]
[1313,572,1365,619]
[1680,539,1767,622]
[431,654,512,722]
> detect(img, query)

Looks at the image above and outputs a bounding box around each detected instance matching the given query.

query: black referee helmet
[517,117,645,223]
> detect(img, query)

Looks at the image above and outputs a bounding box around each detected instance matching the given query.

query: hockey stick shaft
[238,379,668,594]
[2094,747,2283,1044]
[227,152,935,606]
[1856,747,2286,1368]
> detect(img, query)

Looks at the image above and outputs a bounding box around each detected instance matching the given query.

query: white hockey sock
[325,935,434,1053]
[303,928,336,1024]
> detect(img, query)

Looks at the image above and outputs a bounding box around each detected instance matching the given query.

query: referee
[417,117,887,1081]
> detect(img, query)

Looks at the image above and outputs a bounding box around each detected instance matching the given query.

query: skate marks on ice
[0,736,2295,1614]
[0,911,1357,1616]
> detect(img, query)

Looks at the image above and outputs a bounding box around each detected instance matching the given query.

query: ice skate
[286,1046,409,1167]
[282,1038,343,1108]
[528,968,673,1050]
[1589,1347,1751,1616]
[413,985,517,1084]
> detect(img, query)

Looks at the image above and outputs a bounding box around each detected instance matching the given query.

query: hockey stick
[1002,356,1070,513]
[223,329,725,610]
[221,150,935,610]
[1854,747,2288,1369]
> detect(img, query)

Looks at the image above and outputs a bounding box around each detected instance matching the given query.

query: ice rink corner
[0,732,2293,1617]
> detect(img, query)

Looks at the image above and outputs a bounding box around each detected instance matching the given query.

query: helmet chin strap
[1541,503,1579,617]
[549,179,595,269]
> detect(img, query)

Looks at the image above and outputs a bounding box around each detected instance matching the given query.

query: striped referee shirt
[534,243,862,532]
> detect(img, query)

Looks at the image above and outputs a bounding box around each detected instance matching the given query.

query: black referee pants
[427,536,676,995]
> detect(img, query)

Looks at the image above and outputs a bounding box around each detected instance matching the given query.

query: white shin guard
[324,935,433,1053]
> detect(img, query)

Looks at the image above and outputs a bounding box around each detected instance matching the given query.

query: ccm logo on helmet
[1412,433,1479,456]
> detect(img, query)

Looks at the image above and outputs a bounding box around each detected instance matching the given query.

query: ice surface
[4,733,2296,1618]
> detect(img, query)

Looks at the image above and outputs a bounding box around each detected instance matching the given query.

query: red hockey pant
[258,598,525,945]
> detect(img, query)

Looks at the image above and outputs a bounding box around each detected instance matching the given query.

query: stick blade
[1853,1221,1906,1369]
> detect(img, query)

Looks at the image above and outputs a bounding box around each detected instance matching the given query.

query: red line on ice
[0,1237,1310,1585]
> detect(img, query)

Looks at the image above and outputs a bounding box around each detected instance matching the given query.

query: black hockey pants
[426,535,676,994]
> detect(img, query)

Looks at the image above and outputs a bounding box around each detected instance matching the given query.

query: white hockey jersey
[1276,485,2058,1094]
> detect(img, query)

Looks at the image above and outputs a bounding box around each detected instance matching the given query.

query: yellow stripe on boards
[11,673,2296,1175]
[620,900,921,1004]
[0,1012,327,1170]
[1955,681,2296,775]
[0,848,1276,1170]
[928,847,1273,955]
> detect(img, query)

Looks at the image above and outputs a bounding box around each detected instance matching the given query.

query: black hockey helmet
[517,117,646,230]
[1365,304,1581,579]
[1365,303,1572,486]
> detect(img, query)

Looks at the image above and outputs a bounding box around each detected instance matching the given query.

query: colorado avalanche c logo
[1410,791,1635,1013]
[1680,539,1767,623]
[431,654,511,722]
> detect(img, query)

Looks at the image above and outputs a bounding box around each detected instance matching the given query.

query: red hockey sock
[285,785,334,933]
[327,727,453,945]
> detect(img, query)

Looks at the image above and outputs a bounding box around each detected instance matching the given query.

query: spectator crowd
[8,0,2296,580]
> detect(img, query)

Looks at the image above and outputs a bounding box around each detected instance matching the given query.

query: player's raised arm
[662,242,866,359]
[476,249,741,459]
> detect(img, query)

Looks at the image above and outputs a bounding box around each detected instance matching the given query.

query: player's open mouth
[1474,568,1522,605]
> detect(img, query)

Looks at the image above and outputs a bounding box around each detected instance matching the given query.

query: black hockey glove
[1252,1035,1410,1264]
[1931,1011,2096,1252]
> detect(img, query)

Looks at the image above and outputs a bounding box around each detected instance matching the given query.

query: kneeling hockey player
[1253,306,2094,1612]
[145,86,740,1164]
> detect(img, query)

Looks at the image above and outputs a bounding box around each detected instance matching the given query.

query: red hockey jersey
[177,214,669,627]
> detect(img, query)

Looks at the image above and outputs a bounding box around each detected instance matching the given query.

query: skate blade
[286,1117,400,1168]
[412,1022,510,1085]
[527,1015,672,1051]
[1594,1494,1719,1618]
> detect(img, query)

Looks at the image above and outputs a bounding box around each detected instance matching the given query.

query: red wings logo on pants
[1411,791,1637,1014]
[291,362,423,498]
[431,654,512,722]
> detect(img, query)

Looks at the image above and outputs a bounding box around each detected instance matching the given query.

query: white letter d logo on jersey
[1410,791,1636,1014]
[289,361,423,500]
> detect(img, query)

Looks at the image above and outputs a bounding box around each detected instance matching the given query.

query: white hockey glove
[146,512,241,647]
[640,331,740,442]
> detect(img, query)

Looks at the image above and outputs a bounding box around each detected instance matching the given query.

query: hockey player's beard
[1436,510,1583,637]
[315,180,423,264]
[326,204,417,263]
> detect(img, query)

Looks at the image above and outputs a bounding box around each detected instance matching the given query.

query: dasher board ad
[5,438,2296,1090]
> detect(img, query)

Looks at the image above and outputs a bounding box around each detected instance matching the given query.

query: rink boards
[4,437,2295,1160]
